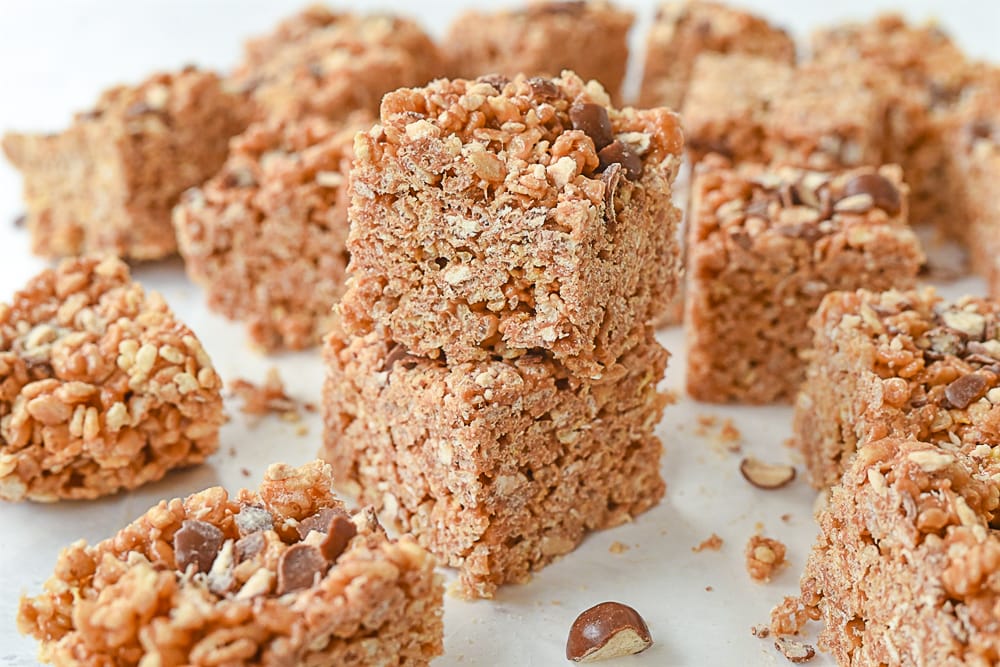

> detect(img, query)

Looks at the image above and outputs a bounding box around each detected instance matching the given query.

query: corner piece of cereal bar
[17,460,444,665]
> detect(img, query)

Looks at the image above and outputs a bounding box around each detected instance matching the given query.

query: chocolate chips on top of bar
[171,502,361,598]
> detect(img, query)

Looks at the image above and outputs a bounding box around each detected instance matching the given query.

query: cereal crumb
[230,367,301,422]
[751,624,770,639]
[295,424,310,437]
[781,513,792,523]
[240,467,251,477]
[693,533,724,552]
[609,541,630,554]
[745,535,788,582]
[774,636,816,663]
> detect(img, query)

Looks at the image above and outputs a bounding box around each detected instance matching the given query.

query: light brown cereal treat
[2,68,248,260]
[776,438,1000,665]
[811,14,975,230]
[795,287,1000,488]
[230,7,443,123]
[340,71,683,379]
[685,158,923,404]
[18,461,444,665]
[682,54,891,171]
[322,321,668,598]
[745,535,787,583]
[174,114,369,351]
[443,1,633,103]
[946,83,1000,283]
[0,257,224,502]
[639,0,795,110]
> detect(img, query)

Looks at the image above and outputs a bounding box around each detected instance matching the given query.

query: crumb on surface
[609,540,630,554]
[230,367,303,422]
[745,535,788,582]
[693,533,724,552]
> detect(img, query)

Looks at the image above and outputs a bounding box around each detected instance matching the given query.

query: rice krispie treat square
[0,257,224,501]
[340,71,683,379]
[230,7,443,123]
[795,288,1000,488]
[18,461,444,665]
[2,68,248,260]
[810,14,975,230]
[174,114,370,352]
[639,0,795,110]
[322,322,668,598]
[774,438,1000,664]
[685,159,923,404]
[443,1,633,103]
[682,54,891,171]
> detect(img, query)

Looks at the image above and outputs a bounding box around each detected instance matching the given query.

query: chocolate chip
[13,213,25,228]
[173,519,224,574]
[235,506,273,537]
[597,141,642,181]
[569,103,614,151]
[320,514,358,563]
[276,544,328,595]
[842,173,901,216]
[779,183,803,209]
[296,506,349,540]
[527,77,560,100]
[944,373,989,409]
[236,532,266,562]
[566,601,653,662]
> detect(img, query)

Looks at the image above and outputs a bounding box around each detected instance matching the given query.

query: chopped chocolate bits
[569,103,614,151]
[597,141,642,181]
[527,77,560,100]
[236,531,266,562]
[235,505,273,536]
[841,173,901,215]
[944,372,989,409]
[566,601,653,662]
[320,514,358,562]
[13,213,25,228]
[174,519,225,574]
[277,543,329,595]
[297,506,349,539]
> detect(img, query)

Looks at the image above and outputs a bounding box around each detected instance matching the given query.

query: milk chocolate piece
[276,543,328,595]
[842,173,901,216]
[570,103,614,151]
[173,519,224,574]
[296,506,348,539]
[566,601,653,662]
[597,141,642,180]
[320,514,358,562]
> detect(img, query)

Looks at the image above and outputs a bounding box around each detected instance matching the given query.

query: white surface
[0,2,996,665]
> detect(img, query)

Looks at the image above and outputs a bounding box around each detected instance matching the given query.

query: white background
[0,1,996,665]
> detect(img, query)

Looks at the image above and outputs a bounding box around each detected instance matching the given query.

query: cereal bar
[18,461,444,665]
[322,321,667,598]
[686,159,923,403]
[340,71,683,379]
[2,68,248,260]
[174,114,370,351]
[0,257,224,501]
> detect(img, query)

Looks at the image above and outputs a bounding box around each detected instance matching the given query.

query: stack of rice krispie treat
[230,6,443,123]
[2,68,249,260]
[19,461,444,665]
[0,257,225,502]
[639,0,795,110]
[323,71,683,597]
[443,1,633,103]
[173,113,371,352]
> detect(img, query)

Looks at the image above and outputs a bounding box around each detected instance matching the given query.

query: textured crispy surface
[685,159,923,404]
[174,114,369,352]
[682,54,891,171]
[0,257,224,502]
[322,321,667,599]
[776,438,1000,665]
[795,287,1000,488]
[18,461,444,666]
[1,68,248,260]
[640,0,794,110]
[443,1,633,102]
[340,71,683,379]
[810,14,975,230]
[230,7,442,122]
